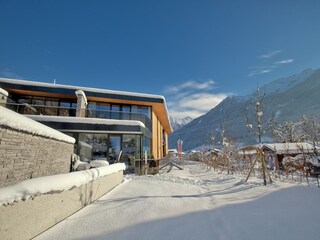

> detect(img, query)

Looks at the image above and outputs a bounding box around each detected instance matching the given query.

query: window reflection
[109,135,121,163]
[76,133,143,167]
[79,133,93,162]
[92,134,108,160]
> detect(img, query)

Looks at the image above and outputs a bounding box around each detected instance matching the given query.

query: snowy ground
[35,160,320,240]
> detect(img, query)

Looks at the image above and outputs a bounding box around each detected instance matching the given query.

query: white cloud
[165,79,216,94]
[248,67,275,77]
[274,59,294,64]
[260,49,283,59]
[249,49,294,77]
[164,80,229,118]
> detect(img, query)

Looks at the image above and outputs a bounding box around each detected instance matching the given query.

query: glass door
[108,135,121,163]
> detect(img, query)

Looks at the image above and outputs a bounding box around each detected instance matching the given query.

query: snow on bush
[0,163,125,206]
[0,106,75,144]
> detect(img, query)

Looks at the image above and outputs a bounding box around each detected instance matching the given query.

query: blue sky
[1,0,320,118]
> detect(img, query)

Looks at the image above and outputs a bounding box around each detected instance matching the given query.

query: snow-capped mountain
[169,116,193,131]
[169,68,320,150]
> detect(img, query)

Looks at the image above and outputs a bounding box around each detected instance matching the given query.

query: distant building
[239,142,319,170]
[262,142,319,169]
[0,78,172,171]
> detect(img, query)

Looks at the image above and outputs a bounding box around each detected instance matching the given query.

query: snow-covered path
[35,161,320,240]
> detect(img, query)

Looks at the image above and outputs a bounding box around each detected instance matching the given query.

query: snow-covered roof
[0,77,165,101]
[0,163,125,205]
[168,149,178,153]
[238,145,259,155]
[238,149,257,155]
[0,87,8,97]
[263,142,318,154]
[27,115,146,128]
[0,106,75,144]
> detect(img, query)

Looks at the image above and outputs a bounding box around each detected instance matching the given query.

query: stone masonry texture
[0,127,74,187]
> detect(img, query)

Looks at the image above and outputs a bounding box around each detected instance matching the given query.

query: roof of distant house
[263,142,319,154]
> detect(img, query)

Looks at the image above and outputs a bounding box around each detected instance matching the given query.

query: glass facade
[131,105,151,118]
[122,135,141,168]
[78,133,93,162]
[9,94,154,162]
[93,134,109,160]
[109,135,121,163]
[143,137,151,157]
[9,95,152,131]
[65,132,142,169]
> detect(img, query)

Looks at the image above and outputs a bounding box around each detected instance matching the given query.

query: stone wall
[0,126,74,187]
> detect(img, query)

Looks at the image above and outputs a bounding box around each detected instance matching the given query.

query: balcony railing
[5,103,152,131]
[5,103,77,117]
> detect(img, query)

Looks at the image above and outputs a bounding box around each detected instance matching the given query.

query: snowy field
[35,160,320,240]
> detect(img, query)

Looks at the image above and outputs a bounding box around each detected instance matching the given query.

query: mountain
[168,68,320,150]
[169,116,193,131]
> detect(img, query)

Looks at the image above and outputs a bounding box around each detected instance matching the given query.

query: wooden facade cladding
[151,110,169,159]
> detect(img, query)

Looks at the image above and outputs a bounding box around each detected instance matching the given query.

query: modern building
[0,78,172,170]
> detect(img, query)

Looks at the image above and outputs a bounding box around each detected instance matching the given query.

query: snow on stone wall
[0,163,125,205]
[0,106,75,144]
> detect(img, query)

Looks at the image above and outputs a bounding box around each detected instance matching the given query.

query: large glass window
[59,100,72,116]
[68,132,143,166]
[97,103,111,118]
[87,101,97,117]
[131,106,151,118]
[111,104,120,119]
[16,96,34,114]
[143,137,151,157]
[88,102,111,118]
[17,96,32,104]
[13,95,77,116]
[122,135,137,168]
[30,97,45,114]
[109,135,121,163]
[45,98,59,115]
[92,134,108,160]
[121,105,131,120]
[32,97,45,106]
[78,133,93,162]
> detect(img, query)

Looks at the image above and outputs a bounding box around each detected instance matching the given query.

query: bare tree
[244,88,272,185]
[306,116,320,143]
[269,118,308,143]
